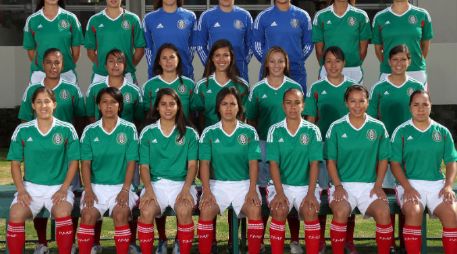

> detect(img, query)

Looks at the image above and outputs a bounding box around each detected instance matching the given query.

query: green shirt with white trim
[142,75,195,118]
[191,74,249,128]
[325,114,390,183]
[372,5,433,73]
[391,120,457,181]
[23,8,83,73]
[199,121,261,181]
[368,76,424,134]
[246,77,303,140]
[312,4,371,67]
[80,118,139,185]
[304,77,354,136]
[139,120,199,182]
[7,118,80,186]
[267,119,323,186]
[19,78,85,123]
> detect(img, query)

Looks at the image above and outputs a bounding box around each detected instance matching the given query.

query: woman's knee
[243,203,261,220]
[80,208,99,225]
[9,204,31,222]
[52,201,73,218]
[112,207,130,225]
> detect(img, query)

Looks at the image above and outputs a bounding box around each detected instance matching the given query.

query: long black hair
[203,39,243,86]
[215,87,244,120]
[153,43,184,86]
[153,0,183,9]
[35,0,65,12]
[147,88,188,141]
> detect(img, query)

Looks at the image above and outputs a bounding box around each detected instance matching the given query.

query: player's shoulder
[391,120,413,140]
[181,75,195,85]
[349,5,369,19]
[373,7,390,21]
[200,6,218,18]
[284,77,303,90]
[233,5,252,17]
[266,119,286,141]
[124,82,142,94]
[255,6,274,20]
[326,115,348,136]
[25,10,42,25]
[11,120,36,140]
[87,10,104,23]
[200,122,221,141]
[60,9,79,21]
[185,126,200,140]
[87,80,106,93]
[119,118,137,130]
[124,9,142,23]
[195,77,209,91]
[139,122,159,139]
[410,5,431,19]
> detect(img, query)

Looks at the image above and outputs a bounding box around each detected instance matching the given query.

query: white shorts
[91,73,135,85]
[380,71,427,90]
[318,161,330,190]
[140,179,197,217]
[210,180,261,218]
[30,70,78,85]
[80,184,138,217]
[395,179,445,215]
[257,140,270,187]
[328,182,379,216]
[10,182,75,218]
[319,66,363,84]
[267,184,321,219]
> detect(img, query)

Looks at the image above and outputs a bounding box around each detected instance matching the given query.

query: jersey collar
[388,4,412,17]
[330,4,351,18]
[218,120,240,137]
[157,119,176,138]
[283,118,305,137]
[264,76,286,91]
[39,7,63,22]
[102,8,124,21]
[324,75,347,88]
[409,119,433,133]
[158,75,179,85]
[99,117,121,135]
[345,113,368,131]
[40,77,64,91]
[211,73,231,87]
[386,75,409,89]
[34,117,56,137]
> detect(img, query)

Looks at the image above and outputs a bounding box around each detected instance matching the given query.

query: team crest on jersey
[124,93,131,103]
[53,133,63,145]
[117,132,127,144]
[237,134,248,145]
[121,20,130,30]
[347,17,356,26]
[432,130,442,142]
[290,19,300,28]
[178,84,186,94]
[407,88,414,96]
[60,89,69,100]
[176,136,185,145]
[408,15,417,24]
[177,19,186,30]
[58,19,69,30]
[233,19,244,30]
[300,134,309,145]
[366,129,377,141]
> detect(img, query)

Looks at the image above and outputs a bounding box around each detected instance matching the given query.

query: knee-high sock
[138,222,154,254]
[7,222,25,254]
[442,227,457,254]
[247,220,263,254]
[178,223,194,254]
[330,220,347,254]
[114,225,131,254]
[305,219,321,254]
[198,219,214,254]
[77,224,95,254]
[376,223,394,254]
[403,225,422,254]
[55,216,74,254]
[269,219,286,254]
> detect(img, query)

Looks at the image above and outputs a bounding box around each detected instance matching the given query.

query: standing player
[85,0,145,84]
[266,88,323,254]
[252,0,313,92]
[372,0,433,87]
[246,46,303,253]
[137,88,199,254]
[192,39,249,131]
[143,0,196,79]
[312,0,371,83]
[194,0,253,82]
[6,88,80,254]
[77,87,139,254]
[86,49,143,123]
[24,0,83,84]
[198,87,264,254]
[325,85,393,254]
[390,91,457,254]
[304,46,356,254]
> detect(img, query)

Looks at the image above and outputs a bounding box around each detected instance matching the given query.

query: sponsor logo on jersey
[124,92,131,103]
[214,138,220,143]
[117,132,127,144]
[60,89,69,100]
[176,136,185,145]
[156,23,164,29]
[178,84,186,94]
[366,129,377,141]
[37,24,43,29]
[237,134,248,145]
[384,91,390,95]
[121,20,130,30]
[270,21,278,27]
[58,19,69,30]
[321,90,327,95]
[408,15,417,25]
[177,20,186,30]
[213,22,221,28]
[234,19,244,30]
[347,17,356,26]
[27,137,33,142]
[300,134,309,145]
[407,136,414,141]
[53,133,63,145]
[341,133,347,138]
[98,24,104,28]
[290,19,299,28]
[94,137,99,142]
[407,88,414,96]
[432,130,442,142]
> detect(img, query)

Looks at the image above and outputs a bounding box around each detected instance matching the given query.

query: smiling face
[218,94,239,122]
[106,0,122,8]
[266,51,287,78]
[106,53,125,78]
[283,89,304,121]
[410,92,431,123]
[159,48,179,74]
[43,51,63,80]
[345,89,369,118]
[32,91,56,120]
[157,94,178,121]
[212,47,231,73]
[324,51,345,79]
[389,51,410,75]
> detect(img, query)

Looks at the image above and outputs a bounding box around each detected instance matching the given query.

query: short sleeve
[126,127,139,162]
[303,87,318,117]
[80,129,93,161]
[7,127,24,161]
[248,129,261,161]
[187,129,199,161]
[133,15,146,48]
[66,126,80,161]
[390,127,403,163]
[324,125,338,160]
[443,128,457,164]
[359,12,372,41]
[23,16,36,50]
[70,15,84,46]
[308,128,323,162]
[371,14,382,45]
[367,86,380,118]
[378,126,390,161]
[245,89,258,121]
[312,14,324,43]
[421,10,434,41]
[139,128,150,166]
[74,86,86,118]
[18,87,35,122]
[84,17,96,49]
[85,87,96,117]
[198,129,212,161]
[266,127,279,163]
[191,83,205,112]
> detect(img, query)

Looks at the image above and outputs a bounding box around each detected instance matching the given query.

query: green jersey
[142,75,195,118]
[325,114,390,183]
[139,120,199,182]
[192,74,249,127]
[80,118,139,185]
[199,121,261,181]
[84,9,146,76]
[246,77,302,140]
[266,119,323,186]
[23,8,83,73]
[7,118,80,186]
[86,78,143,122]
[368,76,424,134]
[304,77,354,135]
[391,120,457,181]
[19,78,85,123]
[372,5,433,73]
[312,4,371,67]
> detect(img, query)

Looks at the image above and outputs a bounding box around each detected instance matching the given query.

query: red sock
[7,222,25,254]
[346,214,355,245]
[33,217,48,246]
[318,214,327,248]
[155,216,167,241]
[55,216,74,253]
[178,223,194,254]
[376,223,394,254]
[305,220,321,254]
[94,220,102,245]
[138,222,154,254]
[247,219,263,254]
[287,213,300,242]
[114,225,131,254]
[77,224,95,254]
[403,225,422,254]
[269,219,286,254]
[129,219,137,245]
[198,220,214,254]
[442,227,457,254]
[330,220,347,254]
